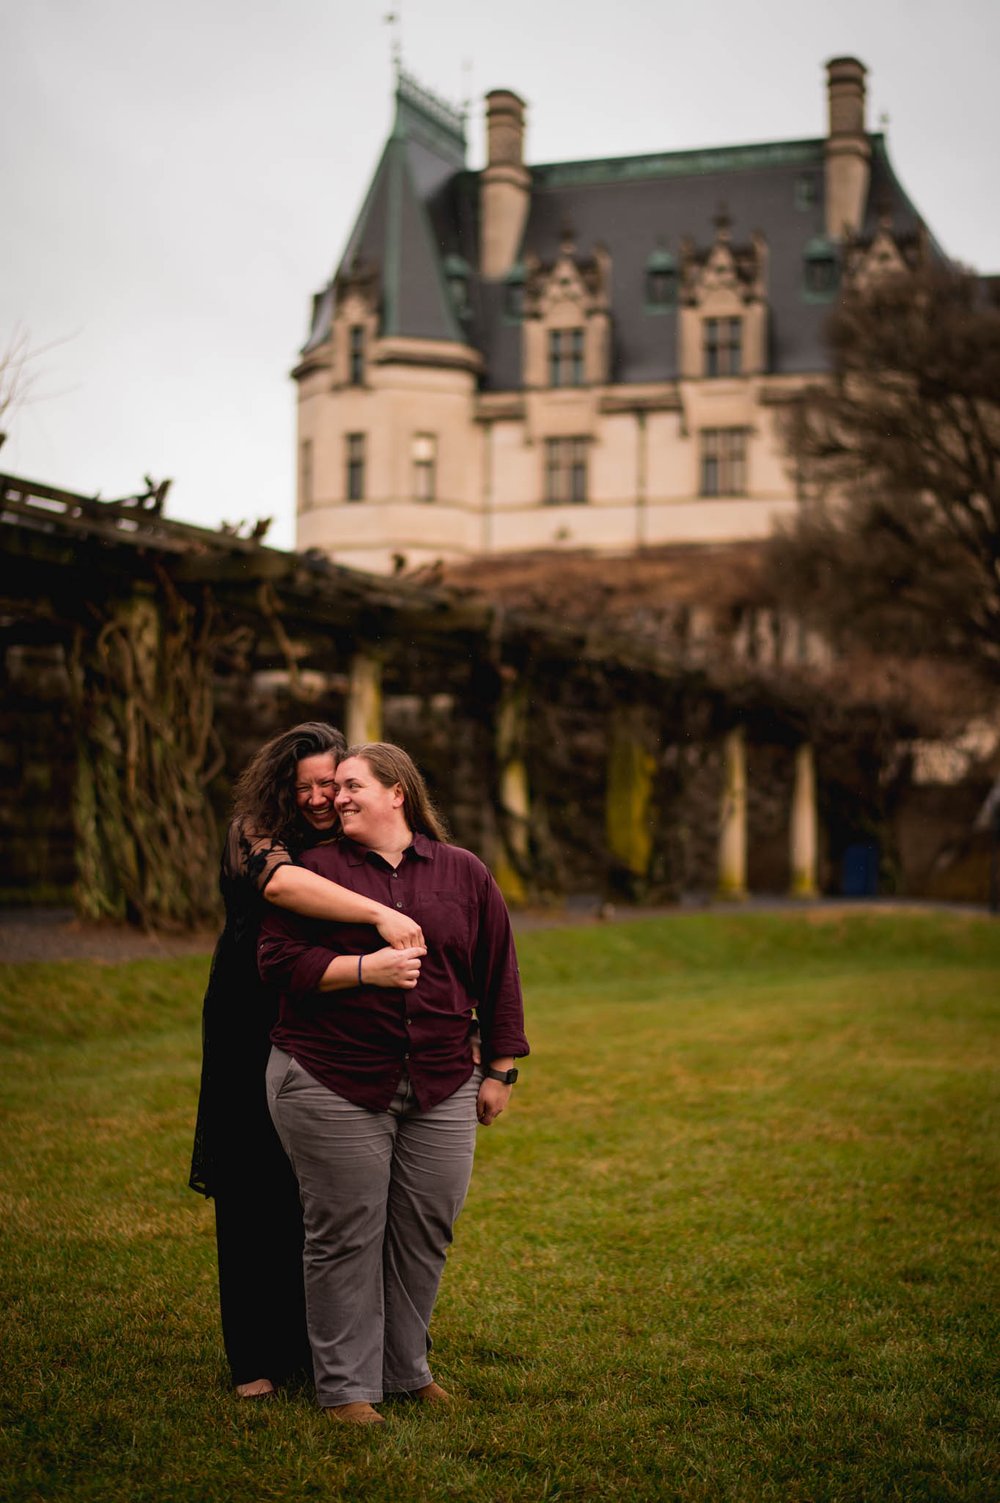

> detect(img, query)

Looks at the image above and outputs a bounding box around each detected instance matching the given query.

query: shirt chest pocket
[403,890,474,953]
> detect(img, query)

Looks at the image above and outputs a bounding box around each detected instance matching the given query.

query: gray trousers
[266,1047,479,1406]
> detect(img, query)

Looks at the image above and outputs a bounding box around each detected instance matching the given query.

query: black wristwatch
[485,1066,519,1086]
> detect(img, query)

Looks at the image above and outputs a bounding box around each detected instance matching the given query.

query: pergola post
[346,652,383,745]
[789,742,819,898]
[493,672,531,904]
[606,703,656,896]
[717,725,748,900]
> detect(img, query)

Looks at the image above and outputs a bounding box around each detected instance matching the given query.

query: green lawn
[1,911,998,1502]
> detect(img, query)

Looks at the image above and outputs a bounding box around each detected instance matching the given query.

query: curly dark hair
[342,742,450,843]
[232,721,346,840]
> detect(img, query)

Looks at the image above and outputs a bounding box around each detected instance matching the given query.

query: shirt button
[391,872,398,880]
[396,902,403,909]
[405,1017,411,1026]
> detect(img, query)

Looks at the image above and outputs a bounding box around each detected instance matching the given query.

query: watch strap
[485,1066,518,1085]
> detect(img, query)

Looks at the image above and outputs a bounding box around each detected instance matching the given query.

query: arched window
[645,247,677,311]
[803,237,838,300]
[504,262,526,320]
[443,254,471,319]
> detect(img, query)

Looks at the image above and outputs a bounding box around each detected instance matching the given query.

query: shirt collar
[342,831,438,868]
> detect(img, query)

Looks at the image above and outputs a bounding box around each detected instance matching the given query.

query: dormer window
[805,256,836,295]
[330,259,378,391]
[520,244,610,389]
[645,247,677,310]
[704,317,742,377]
[349,325,365,385]
[444,254,471,319]
[504,263,526,321]
[549,328,584,387]
[795,174,818,211]
[803,237,839,300]
[677,225,767,380]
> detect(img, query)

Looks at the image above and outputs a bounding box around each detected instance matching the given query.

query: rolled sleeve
[257,907,341,998]
[473,870,530,1060]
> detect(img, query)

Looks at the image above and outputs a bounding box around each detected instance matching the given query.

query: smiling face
[334,755,407,849]
[294,752,339,831]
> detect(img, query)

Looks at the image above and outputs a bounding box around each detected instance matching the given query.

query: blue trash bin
[842,841,879,897]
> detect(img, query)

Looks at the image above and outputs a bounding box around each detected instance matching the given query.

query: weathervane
[384,9,402,80]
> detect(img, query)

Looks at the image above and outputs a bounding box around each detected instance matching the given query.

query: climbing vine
[67,569,227,929]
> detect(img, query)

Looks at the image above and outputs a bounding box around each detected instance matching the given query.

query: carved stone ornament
[523,241,611,320]
[334,255,380,318]
[680,213,768,308]
[842,216,928,291]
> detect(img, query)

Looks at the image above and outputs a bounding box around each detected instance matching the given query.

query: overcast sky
[3,0,997,549]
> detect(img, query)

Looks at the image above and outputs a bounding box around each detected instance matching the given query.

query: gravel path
[0,908,219,964]
[1,898,990,965]
[0,902,640,962]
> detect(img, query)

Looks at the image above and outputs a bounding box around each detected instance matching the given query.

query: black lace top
[188,820,299,1197]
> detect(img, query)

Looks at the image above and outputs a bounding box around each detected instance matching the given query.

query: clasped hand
[363,944,425,988]
[375,908,425,949]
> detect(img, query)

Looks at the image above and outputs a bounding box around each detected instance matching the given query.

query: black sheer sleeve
[224,819,294,894]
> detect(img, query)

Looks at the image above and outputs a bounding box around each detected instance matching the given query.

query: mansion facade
[293,57,931,573]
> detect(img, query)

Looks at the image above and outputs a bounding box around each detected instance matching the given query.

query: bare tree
[0,325,77,450]
[0,325,40,444]
[769,262,1000,682]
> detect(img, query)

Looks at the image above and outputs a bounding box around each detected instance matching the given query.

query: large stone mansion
[293,57,932,573]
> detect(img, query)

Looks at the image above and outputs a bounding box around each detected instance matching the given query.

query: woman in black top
[189,722,426,1397]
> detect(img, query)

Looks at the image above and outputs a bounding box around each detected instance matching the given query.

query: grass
[0,910,998,1502]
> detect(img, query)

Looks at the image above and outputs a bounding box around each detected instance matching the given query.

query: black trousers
[212,1140,312,1387]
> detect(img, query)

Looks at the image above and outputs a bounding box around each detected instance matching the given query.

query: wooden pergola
[2,471,893,927]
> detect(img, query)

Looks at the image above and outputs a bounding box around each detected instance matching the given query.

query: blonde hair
[342,743,450,843]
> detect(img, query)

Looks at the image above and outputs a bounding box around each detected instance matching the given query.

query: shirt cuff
[289,947,342,997]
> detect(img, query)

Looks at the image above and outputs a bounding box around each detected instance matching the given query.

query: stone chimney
[480,90,531,279]
[824,56,871,240]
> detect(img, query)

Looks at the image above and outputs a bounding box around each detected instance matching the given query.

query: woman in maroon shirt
[259,742,529,1424]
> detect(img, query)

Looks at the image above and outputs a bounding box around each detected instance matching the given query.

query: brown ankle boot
[325,1402,384,1425]
[413,1381,452,1405]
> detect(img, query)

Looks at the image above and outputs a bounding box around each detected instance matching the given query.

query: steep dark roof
[305,81,939,385]
[303,75,467,352]
[501,138,835,384]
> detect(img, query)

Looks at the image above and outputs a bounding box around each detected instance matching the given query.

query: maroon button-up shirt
[258,834,529,1112]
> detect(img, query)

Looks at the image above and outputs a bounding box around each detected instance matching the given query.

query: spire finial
[384,9,402,81]
[713,202,732,240]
